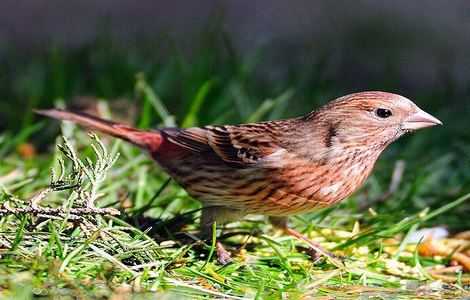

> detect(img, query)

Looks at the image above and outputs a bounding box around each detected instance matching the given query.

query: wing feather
[161,123,285,165]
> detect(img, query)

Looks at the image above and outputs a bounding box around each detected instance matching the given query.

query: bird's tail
[35,109,163,151]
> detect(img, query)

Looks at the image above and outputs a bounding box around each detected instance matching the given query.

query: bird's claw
[215,240,233,264]
[296,245,347,263]
[217,247,232,264]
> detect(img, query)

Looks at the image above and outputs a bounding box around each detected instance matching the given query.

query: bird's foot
[216,241,232,264]
[283,226,346,266]
[296,245,347,263]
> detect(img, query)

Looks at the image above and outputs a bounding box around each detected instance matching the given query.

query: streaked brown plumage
[36,91,442,263]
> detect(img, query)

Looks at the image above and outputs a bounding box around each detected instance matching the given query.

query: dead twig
[0,201,120,220]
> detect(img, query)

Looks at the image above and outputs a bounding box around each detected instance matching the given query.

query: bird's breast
[237,149,378,216]
[156,148,379,217]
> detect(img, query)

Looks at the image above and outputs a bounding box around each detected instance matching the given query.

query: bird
[36,91,442,264]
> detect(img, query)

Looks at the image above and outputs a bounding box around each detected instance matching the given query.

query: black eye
[375,108,392,118]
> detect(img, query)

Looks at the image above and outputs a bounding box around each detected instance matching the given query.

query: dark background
[1,1,469,126]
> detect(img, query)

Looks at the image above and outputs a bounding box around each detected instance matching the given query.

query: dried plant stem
[0,201,119,220]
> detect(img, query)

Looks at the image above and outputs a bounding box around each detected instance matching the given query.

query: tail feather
[35,109,162,151]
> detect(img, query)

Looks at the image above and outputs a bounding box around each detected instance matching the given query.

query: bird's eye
[375,108,392,118]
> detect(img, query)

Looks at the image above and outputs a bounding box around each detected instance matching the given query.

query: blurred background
[0,1,468,227]
[1,1,469,127]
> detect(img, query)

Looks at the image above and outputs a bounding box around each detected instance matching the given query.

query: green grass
[0,29,469,298]
[1,128,469,299]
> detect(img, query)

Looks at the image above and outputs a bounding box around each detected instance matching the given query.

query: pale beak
[402,109,443,131]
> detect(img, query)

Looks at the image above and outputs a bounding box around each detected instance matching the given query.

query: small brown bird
[36,91,442,263]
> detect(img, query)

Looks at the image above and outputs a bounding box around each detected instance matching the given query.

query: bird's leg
[269,216,345,263]
[200,206,244,264]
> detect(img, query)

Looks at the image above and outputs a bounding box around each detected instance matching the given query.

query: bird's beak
[402,108,443,131]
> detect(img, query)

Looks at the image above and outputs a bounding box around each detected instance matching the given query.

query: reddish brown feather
[36,91,440,222]
[35,109,163,152]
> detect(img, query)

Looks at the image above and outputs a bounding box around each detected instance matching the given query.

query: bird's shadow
[123,211,196,243]
[121,210,259,258]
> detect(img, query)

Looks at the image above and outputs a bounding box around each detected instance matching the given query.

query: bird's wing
[161,123,283,165]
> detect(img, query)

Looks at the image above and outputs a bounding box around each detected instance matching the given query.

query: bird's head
[307,91,442,152]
